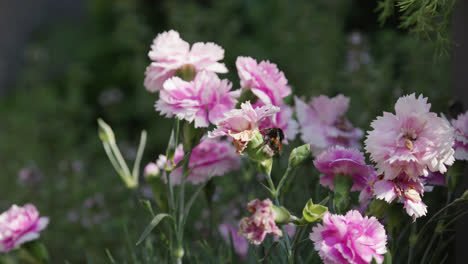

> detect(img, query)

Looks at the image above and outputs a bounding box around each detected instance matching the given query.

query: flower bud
[143,162,160,180]
[272,206,291,225]
[288,144,311,168]
[302,199,328,223]
[173,247,184,259]
[97,118,116,145]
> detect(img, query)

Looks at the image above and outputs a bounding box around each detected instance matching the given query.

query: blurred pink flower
[239,199,282,245]
[17,167,42,186]
[451,111,468,160]
[156,71,240,127]
[236,56,297,141]
[314,146,376,192]
[365,94,455,180]
[295,95,363,155]
[144,30,228,92]
[219,223,248,259]
[372,173,427,220]
[143,162,160,178]
[157,139,241,185]
[208,102,279,154]
[0,204,49,252]
[310,210,387,264]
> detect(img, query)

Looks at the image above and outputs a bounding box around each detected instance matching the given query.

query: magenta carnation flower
[219,223,248,259]
[0,204,49,252]
[157,139,241,185]
[295,95,363,155]
[144,30,228,92]
[208,101,280,154]
[314,146,376,192]
[372,173,427,220]
[156,71,240,127]
[310,210,387,264]
[365,94,455,180]
[239,199,282,245]
[451,111,468,160]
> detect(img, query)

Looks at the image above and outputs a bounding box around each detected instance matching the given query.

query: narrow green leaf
[136,213,172,246]
[184,181,208,217]
[105,249,117,264]
[139,199,155,216]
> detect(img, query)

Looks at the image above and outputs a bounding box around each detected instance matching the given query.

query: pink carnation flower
[365,94,455,180]
[156,71,240,127]
[310,210,387,264]
[236,57,297,141]
[314,147,376,192]
[239,199,282,245]
[372,173,427,220]
[295,95,363,155]
[144,30,228,92]
[236,56,290,106]
[219,223,249,259]
[208,102,280,154]
[157,139,241,185]
[451,111,468,160]
[0,204,49,252]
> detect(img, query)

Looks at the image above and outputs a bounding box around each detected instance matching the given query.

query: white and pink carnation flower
[239,199,282,245]
[0,204,49,252]
[236,57,298,141]
[372,173,427,220]
[314,146,376,192]
[310,210,387,264]
[365,93,455,180]
[451,111,468,160]
[157,139,241,185]
[208,101,279,154]
[144,30,228,92]
[295,95,363,155]
[156,71,240,127]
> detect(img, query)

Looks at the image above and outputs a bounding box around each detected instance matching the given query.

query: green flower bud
[288,144,311,168]
[97,118,116,145]
[302,199,328,223]
[272,206,291,225]
[173,247,184,259]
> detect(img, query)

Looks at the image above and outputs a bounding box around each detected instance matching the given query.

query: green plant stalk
[408,222,417,264]
[175,149,193,262]
[266,169,293,264]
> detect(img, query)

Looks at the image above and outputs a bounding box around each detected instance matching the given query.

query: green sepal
[302,199,328,223]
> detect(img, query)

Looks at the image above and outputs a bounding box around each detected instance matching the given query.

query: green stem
[276,167,292,195]
[131,130,147,183]
[176,149,193,260]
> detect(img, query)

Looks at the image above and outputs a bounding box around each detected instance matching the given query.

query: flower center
[402,130,418,150]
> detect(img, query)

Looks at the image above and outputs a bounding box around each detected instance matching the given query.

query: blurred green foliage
[0,0,453,262]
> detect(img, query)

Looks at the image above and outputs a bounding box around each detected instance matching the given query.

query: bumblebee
[260,127,285,157]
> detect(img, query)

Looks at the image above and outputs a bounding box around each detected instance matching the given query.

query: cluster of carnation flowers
[137,30,468,264]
